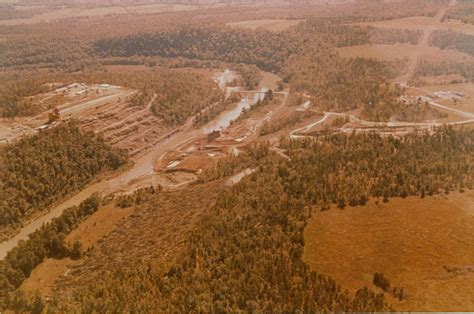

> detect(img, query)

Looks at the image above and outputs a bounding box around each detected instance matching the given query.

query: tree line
[0,122,127,238]
[430,30,474,57]
[93,25,407,121]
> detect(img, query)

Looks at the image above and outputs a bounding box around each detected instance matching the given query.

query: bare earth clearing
[303,191,474,311]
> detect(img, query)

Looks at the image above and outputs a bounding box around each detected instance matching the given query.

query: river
[0,73,268,260]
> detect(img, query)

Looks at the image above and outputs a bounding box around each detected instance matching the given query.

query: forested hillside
[93,26,402,119]
[412,60,474,83]
[0,123,127,236]
[0,38,97,72]
[0,74,51,118]
[150,72,224,126]
[51,127,473,312]
[93,27,302,73]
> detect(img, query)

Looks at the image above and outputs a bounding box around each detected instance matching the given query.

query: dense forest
[0,123,127,237]
[93,27,303,73]
[0,73,51,118]
[0,38,97,72]
[412,60,474,84]
[93,26,402,120]
[284,56,397,113]
[45,127,473,312]
[149,72,224,126]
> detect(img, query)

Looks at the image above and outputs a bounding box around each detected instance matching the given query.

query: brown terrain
[29,182,223,302]
[227,19,303,31]
[303,191,474,312]
[0,0,473,311]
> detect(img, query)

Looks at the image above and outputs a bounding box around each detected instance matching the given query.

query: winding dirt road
[395,0,457,85]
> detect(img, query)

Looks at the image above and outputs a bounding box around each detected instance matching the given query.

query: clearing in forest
[303,191,474,311]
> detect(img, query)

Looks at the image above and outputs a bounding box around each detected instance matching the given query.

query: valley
[0,0,473,312]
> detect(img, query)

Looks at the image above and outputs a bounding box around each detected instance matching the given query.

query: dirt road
[395,1,457,85]
[0,81,280,259]
[60,91,134,116]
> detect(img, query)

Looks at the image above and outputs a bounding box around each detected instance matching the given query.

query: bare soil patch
[303,191,474,311]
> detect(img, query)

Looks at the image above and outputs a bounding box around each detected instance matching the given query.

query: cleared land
[0,3,198,26]
[407,83,474,117]
[337,43,472,62]
[303,191,474,311]
[50,182,222,302]
[356,16,474,36]
[227,19,303,31]
[20,203,135,297]
[258,70,281,90]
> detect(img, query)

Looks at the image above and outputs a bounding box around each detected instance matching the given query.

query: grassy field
[303,191,474,311]
[337,43,472,63]
[258,70,282,90]
[0,3,198,26]
[356,16,474,36]
[407,83,474,116]
[227,19,303,31]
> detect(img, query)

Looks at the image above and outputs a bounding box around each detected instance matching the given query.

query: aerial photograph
[0,0,473,312]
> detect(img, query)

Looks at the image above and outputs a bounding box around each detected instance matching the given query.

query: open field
[337,43,473,63]
[0,3,198,26]
[20,203,135,297]
[407,83,474,117]
[303,191,474,311]
[227,19,303,31]
[356,16,474,36]
[259,70,281,90]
